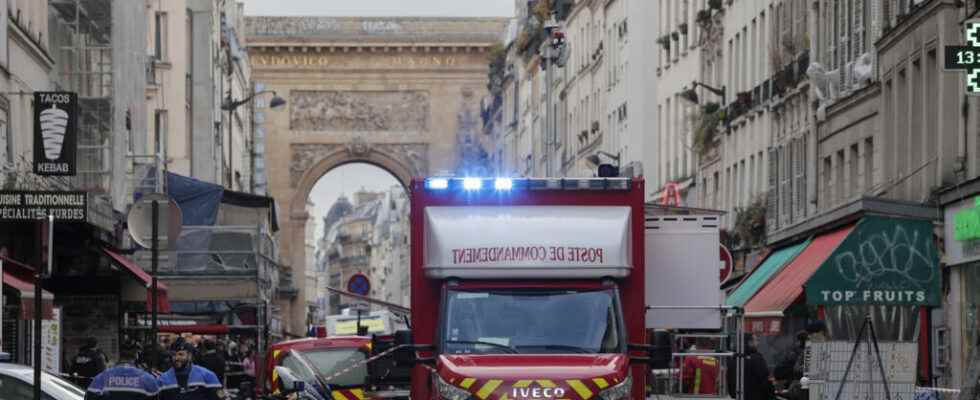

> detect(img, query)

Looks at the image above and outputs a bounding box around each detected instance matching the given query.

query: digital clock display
[944,46,980,70]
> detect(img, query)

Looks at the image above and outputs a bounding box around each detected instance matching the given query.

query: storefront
[731,216,941,380]
[1,255,55,364]
[943,192,980,389]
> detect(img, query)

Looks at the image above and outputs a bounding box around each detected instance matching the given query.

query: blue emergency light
[462,177,483,190]
[494,178,513,190]
[423,177,631,192]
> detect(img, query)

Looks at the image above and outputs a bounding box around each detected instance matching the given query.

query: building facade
[487,0,656,199]
[692,0,980,390]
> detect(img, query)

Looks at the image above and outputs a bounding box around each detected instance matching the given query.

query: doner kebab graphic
[40,103,69,160]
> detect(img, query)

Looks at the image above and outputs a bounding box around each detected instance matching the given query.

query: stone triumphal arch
[246,16,507,336]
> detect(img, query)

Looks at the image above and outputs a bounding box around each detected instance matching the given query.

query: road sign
[0,191,86,222]
[127,193,182,250]
[720,244,733,282]
[347,273,371,296]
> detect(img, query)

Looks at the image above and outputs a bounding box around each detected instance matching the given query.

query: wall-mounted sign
[954,196,980,241]
[0,191,86,221]
[806,217,941,306]
[33,92,77,176]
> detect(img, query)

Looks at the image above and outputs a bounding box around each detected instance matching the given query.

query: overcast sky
[307,163,404,240]
[242,0,515,17]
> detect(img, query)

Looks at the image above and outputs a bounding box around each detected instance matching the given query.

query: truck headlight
[436,375,474,400]
[597,374,631,400]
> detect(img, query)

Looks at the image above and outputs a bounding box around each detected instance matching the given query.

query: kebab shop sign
[451,245,606,265]
[33,92,78,176]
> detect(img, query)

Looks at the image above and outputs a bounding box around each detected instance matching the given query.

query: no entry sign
[720,245,733,282]
[347,273,371,296]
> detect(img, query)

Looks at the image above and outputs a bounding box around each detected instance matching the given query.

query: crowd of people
[69,334,260,400]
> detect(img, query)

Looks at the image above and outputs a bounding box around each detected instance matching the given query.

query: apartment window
[822,156,832,208]
[726,167,732,211]
[836,150,845,203]
[850,144,859,199]
[155,12,168,60]
[153,110,167,160]
[795,136,807,218]
[767,147,778,229]
[713,171,720,209]
[740,160,747,206]
[0,103,9,168]
[864,137,874,192]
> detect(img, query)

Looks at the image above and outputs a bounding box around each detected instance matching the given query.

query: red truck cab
[406,177,649,400]
[264,336,372,400]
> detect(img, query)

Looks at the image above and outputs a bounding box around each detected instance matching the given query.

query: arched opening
[304,162,410,330]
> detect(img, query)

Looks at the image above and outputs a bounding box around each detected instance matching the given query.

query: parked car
[0,353,86,400]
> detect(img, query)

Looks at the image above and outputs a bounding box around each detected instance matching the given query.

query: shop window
[824,304,918,342]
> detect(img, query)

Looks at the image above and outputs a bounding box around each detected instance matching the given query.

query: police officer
[85,343,160,400]
[72,337,108,388]
[158,342,223,400]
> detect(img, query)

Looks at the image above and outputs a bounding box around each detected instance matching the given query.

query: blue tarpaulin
[166,172,223,226]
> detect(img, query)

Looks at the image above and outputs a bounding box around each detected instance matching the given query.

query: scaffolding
[50,0,113,195]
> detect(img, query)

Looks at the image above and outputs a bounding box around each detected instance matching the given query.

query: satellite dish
[127,193,182,250]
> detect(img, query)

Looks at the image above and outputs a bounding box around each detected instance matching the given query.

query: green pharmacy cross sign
[954,196,980,242]
[945,19,980,95]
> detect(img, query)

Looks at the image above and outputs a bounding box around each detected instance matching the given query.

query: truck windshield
[442,289,624,355]
[290,348,368,387]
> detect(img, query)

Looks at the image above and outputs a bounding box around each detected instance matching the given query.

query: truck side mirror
[393,330,416,364]
[394,330,412,346]
[274,366,306,394]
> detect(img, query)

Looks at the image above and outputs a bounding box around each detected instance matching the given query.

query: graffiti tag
[833,224,936,289]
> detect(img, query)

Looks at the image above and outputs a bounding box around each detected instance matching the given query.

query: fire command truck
[398,176,650,400]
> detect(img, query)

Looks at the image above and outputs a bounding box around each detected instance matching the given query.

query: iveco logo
[511,388,566,399]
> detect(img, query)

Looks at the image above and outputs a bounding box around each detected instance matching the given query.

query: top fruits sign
[33,92,77,176]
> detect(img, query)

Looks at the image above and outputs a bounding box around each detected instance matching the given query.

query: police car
[0,352,86,399]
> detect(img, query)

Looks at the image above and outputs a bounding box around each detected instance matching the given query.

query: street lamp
[221,90,286,190]
[681,80,731,135]
[680,81,726,106]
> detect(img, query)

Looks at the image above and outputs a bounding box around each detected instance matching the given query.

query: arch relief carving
[288,142,429,188]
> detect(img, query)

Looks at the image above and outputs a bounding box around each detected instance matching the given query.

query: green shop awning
[805,216,941,306]
[725,239,809,307]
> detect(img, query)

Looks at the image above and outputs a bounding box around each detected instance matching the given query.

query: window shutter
[795,137,807,221]
[795,0,805,46]
[854,0,865,58]
[780,141,793,226]
[767,147,779,232]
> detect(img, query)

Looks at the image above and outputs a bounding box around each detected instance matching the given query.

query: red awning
[744,225,855,327]
[103,248,171,313]
[157,324,229,335]
[2,271,54,320]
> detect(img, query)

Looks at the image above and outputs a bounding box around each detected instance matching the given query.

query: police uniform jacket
[158,364,222,400]
[85,364,160,400]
